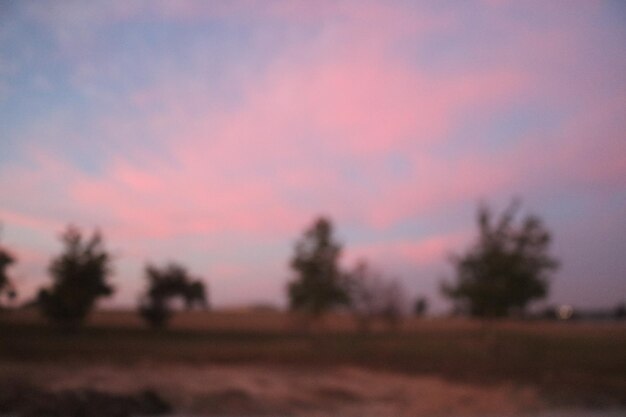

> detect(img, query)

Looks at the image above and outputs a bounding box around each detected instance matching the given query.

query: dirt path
[0,361,548,416]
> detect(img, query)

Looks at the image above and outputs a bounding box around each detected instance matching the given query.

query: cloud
[344,231,469,269]
[1,0,625,308]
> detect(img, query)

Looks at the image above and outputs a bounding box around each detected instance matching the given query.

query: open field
[1,310,626,415]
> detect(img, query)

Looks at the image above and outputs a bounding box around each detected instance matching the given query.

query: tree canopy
[139,262,208,328]
[0,224,17,308]
[37,225,114,325]
[287,216,349,317]
[442,201,559,317]
[0,246,16,308]
[413,296,428,317]
[346,259,406,330]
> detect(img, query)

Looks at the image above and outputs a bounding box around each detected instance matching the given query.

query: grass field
[1,309,625,408]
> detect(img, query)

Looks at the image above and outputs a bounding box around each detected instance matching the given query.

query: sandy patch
[0,362,543,416]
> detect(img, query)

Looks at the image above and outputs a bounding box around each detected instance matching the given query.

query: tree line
[4,200,617,329]
[285,199,562,327]
[0,224,208,328]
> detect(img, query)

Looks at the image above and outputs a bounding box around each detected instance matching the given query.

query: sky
[0,0,625,312]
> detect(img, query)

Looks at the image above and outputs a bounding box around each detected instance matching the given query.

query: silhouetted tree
[139,262,208,328]
[442,200,559,318]
[0,226,17,308]
[346,260,406,331]
[413,296,428,317]
[139,296,171,329]
[183,281,208,309]
[346,260,384,332]
[615,302,626,321]
[287,217,349,321]
[37,225,114,326]
[378,279,406,330]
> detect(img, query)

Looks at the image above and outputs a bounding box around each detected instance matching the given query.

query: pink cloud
[3,0,624,309]
[0,6,540,243]
[0,209,58,234]
[69,152,306,240]
[344,231,470,270]
[113,20,525,234]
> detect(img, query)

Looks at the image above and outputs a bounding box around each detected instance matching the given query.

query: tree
[615,302,626,321]
[139,262,208,328]
[377,278,406,330]
[442,200,559,318]
[346,260,384,331]
[413,296,428,317]
[346,259,407,331]
[0,235,17,308]
[287,216,349,320]
[38,225,114,326]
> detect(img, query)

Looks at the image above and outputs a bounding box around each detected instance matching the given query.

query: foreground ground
[1,310,625,415]
[1,362,545,416]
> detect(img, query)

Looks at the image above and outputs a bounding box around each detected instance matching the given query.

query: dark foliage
[346,260,380,331]
[378,279,405,329]
[413,296,428,317]
[346,260,406,331]
[442,200,559,317]
[287,217,350,318]
[0,247,17,308]
[37,225,114,326]
[139,262,208,328]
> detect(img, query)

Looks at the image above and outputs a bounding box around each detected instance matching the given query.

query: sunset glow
[1,1,625,310]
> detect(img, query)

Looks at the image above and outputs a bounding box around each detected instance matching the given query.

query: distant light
[558,305,574,320]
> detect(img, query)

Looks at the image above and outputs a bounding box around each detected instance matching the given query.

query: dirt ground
[0,362,545,417]
[2,313,624,415]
